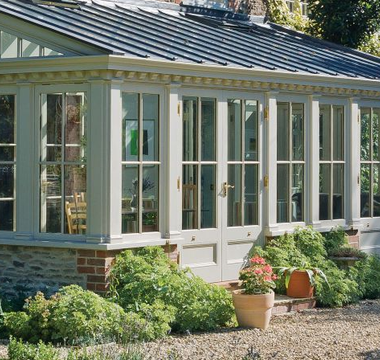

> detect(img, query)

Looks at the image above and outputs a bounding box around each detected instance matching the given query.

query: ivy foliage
[109,247,235,333]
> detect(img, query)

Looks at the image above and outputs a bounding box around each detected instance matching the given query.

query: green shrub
[293,227,327,264]
[109,247,234,334]
[323,227,348,255]
[5,285,148,345]
[315,263,360,307]
[7,337,59,360]
[350,254,380,299]
[66,345,144,360]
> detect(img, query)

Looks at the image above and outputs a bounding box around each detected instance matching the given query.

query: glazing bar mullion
[61,93,66,233]
[288,103,293,223]
[241,100,245,226]
[330,105,334,220]
[197,98,202,230]
[370,108,374,217]
[138,93,143,233]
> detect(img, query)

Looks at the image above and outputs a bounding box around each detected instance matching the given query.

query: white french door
[179,89,264,282]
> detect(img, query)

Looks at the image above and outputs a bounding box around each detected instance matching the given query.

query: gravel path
[1,300,379,359]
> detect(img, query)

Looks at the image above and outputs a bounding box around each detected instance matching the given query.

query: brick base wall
[0,244,178,299]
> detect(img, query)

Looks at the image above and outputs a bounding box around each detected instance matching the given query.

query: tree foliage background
[237,0,380,56]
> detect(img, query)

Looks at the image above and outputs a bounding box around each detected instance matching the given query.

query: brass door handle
[222,182,235,197]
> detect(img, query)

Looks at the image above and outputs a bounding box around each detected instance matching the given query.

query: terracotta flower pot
[287,270,314,298]
[232,290,274,330]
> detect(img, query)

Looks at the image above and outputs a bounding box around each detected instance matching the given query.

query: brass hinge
[357,175,360,185]
[358,114,360,123]
[177,102,181,116]
[177,176,181,191]
[264,106,269,121]
[264,175,269,188]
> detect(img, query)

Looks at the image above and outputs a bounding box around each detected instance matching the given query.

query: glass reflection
[277,103,289,161]
[228,100,242,161]
[245,165,258,225]
[319,164,330,220]
[319,105,331,161]
[361,164,370,217]
[228,164,242,226]
[201,98,216,161]
[142,165,159,232]
[143,94,159,162]
[292,103,304,161]
[122,93,139,162]
[201,165,216,228]
[292,164,303,222]
[122,165,139,234]
[373,109,380,161]
[277,164,289,223]
[374,164,380,217]
[245,100,258,161]
[361,108,371,161]
[183,97,198,162]
[333,164,344,219]
[182,165,198,230]
[333,106,344,161]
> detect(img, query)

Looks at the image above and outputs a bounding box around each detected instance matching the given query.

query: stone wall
[0,244,178,300]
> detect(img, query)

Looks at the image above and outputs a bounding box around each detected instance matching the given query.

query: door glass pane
[40,165,62,233]
[1,32,18,58]
[292,164,303,222]
[244,100,258,161]
[201,98,216,161]
[373,109,380,161]
[333,164,344,219]
[333,106,344,161]
[228,99,242,161]
[319,164,330,220]
[0,164,14,198]
[41,94,62,162]
[361,108,371,161]
[245,164,258,225]
[319,105,331,161]
[292,103,304,161]
[183,97,197,162]
[64,165,87,234]
[143,94,159,162]
[65,93,86,162]
[122,165,139,234]
[22,39,39,57]
[277,164,289,223]
[201,165,216,228]
[142,165,159,232]
[0,201,13,231]
[361,164,370,217]
[374,164,380,217]
[228,164,242,226]
[122,93,139,162]
[277,102,289,161]
[0,95,15,144]
[182,165,198,230]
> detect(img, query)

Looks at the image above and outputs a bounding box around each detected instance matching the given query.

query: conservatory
[0,0,380,294]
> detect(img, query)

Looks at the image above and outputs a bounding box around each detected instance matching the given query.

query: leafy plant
[323,226,348,255]
[239,256,277,294]
[277,263,328,288]
[329,246,367,259]
[7,337,59,360]
[109,247,234,334]
[5,285,148,345]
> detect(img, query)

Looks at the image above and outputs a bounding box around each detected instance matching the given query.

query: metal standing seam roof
[1,0,380,80]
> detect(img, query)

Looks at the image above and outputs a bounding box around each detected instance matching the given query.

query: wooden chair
[65,198,87,234]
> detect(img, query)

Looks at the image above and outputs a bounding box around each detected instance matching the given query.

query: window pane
[182,165,198,230]
[277,164,289,223]
[22,39,39,57]
[333,106,344,161]
[64,165,87,234]
[0,164,14,198]
[333,164,344,219]
[374,164,380,217]
[0,95,15,144]
[143,94,159,162]
[201,165,216,228]
[292,103,304,161]
[41,94,62,162]
[0,201,13,231]
[245,164,258,225]
[245,100,258,161]
[1,32,18,58]
[40,165,62,233]
[228,164,242,226]
[228,99,242,161]
[183,97,197,162]
[122,93,139,162]
[373,109,380,161]
[122,165,139,234]
[277,103,289,161]
[292,164,303,222]
[65,93,86,162]
[361,108,371,161]
[361,164,370,217]
[142,165,159,232]
[319,164,330,220]
[319,105,331,161]
[201,98,216,161]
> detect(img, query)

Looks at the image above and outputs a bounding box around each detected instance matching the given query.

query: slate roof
[1,0,380,79]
